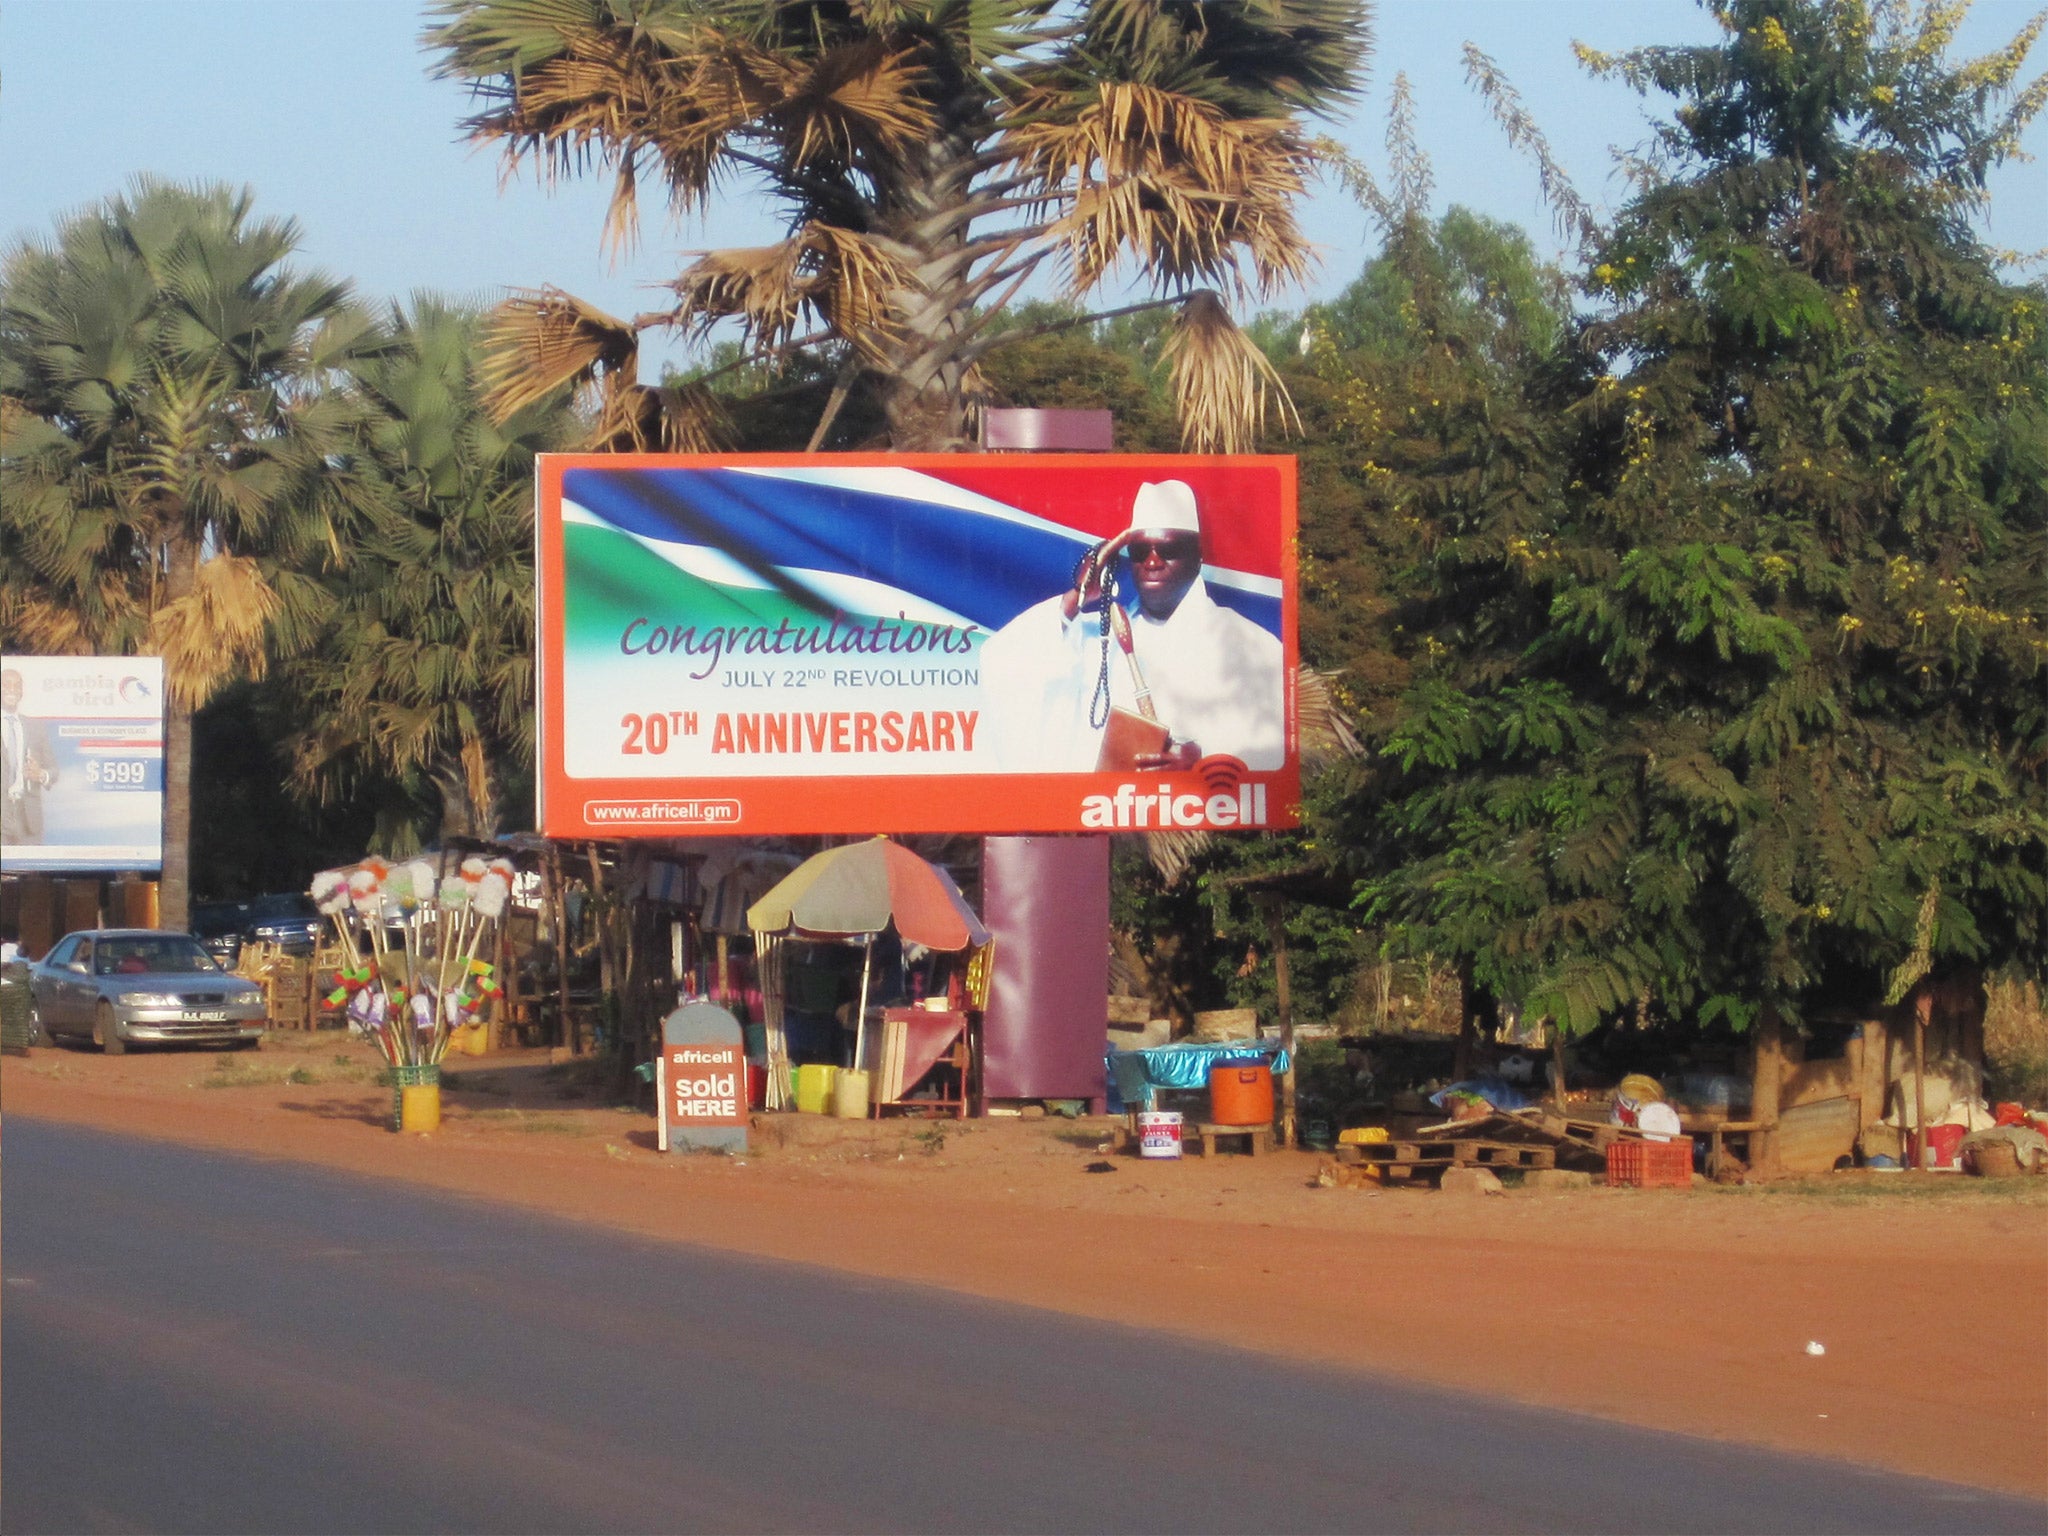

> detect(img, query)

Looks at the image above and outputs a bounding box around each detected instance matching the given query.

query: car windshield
[248,894,318,922]
[93,936,220,976]
[190,904,248,938]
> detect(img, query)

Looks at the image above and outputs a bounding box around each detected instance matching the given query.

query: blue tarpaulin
[1427,1076,1532,1112]
[1108,1039,1290,1113]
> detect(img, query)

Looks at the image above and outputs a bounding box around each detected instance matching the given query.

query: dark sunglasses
[1125,538,1199,561]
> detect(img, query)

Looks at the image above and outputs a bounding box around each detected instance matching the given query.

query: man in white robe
[980,481,1285,772]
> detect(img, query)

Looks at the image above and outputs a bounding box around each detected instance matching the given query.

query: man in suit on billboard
[2,667,58,845]
[980,481,1284,773]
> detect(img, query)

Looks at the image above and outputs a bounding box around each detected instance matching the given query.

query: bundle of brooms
[309,855,514,1069]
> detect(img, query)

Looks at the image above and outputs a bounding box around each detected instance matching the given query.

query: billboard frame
[535,452,1299,839]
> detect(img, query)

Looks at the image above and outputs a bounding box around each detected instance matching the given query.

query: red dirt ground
[6,1032,2044,1499]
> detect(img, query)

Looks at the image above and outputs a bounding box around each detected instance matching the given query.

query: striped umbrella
[747,838,988,1071]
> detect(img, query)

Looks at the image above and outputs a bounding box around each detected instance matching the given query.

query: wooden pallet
[1551,1117,1627,1151]
[1461,1141,1556,1170]
[1335,1138,1555,1171]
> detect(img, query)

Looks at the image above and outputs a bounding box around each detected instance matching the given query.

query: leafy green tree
[287,299,578,844]
[1108,91,1577,1036]
[1357,1,2047,1060]
[0,179,381,926]
[424,0,1370,450]
[974,302,1182,448]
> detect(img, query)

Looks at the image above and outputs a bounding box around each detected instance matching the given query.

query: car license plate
[184,1010,228,1023]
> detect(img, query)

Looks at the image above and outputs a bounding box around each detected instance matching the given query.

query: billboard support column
[980,834,1109,1107]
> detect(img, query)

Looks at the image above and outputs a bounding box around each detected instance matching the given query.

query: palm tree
[425,0,1371,451]
[0,178,383,928]
[287,298,578,843]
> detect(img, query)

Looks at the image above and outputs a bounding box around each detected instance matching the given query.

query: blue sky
[4,1,2041,376]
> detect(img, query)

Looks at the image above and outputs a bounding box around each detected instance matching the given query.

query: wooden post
[1858,1014,1888,1134]
[547,843,576,1054]
[1262,895,1296,1149]
[1751,1005,1783,1177]
[854,935,874,1074]
[1550,1027,1568,1111]
[1955,970,1986,1084]
[1453,967,1478,1083]
[1911,985,1932,1172]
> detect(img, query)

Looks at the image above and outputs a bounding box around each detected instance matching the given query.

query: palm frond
[1161,289,1299,452]
[666,224,912,359]
[477,286,640,425]
[776,38,936,169]
[589,381,734,454]
[148,553,280,709]
[1008,82,1317,297]
[1297,666,1364,770]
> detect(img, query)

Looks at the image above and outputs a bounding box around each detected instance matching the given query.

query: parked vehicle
[189,901,247,969]
[243,892,324,952]
[189,892,324,965]
[27,930,266,1053]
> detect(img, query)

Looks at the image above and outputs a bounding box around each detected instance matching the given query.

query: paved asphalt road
[4,1118,2042,1535]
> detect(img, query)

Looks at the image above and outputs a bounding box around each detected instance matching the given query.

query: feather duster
[472,871,511,921]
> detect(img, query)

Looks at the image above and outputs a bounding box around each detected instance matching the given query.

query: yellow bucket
[401,1083,442,1134]
[458,1021,489,1056]
[794,1063,837,1114]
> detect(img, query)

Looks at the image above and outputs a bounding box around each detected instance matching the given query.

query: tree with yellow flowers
[1354,0,2047,1104]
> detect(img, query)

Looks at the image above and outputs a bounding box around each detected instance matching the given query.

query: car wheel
[95,1002,127,1056]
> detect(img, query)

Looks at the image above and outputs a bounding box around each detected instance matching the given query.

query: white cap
[1125,480,1201,537]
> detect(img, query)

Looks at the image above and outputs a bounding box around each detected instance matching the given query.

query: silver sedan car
[28,929,267,1053]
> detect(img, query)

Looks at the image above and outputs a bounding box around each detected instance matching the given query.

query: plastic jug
[833,1068,871,1119]
[794,1063,837,1114]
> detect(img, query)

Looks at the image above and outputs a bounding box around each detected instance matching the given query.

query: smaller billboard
[1,656,165,874]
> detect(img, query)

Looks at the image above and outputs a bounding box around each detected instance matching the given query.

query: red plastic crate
[1605,1136,1694,1189]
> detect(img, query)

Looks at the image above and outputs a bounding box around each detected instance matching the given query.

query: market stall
[748,836,989,1116]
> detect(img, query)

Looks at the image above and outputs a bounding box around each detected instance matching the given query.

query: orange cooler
[1209,1062,1274,1127]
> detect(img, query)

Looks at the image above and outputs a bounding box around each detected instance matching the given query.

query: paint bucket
[833,1068,871,1119]
[1137,1111,1184,1159]
[1909,1122,1966,1171]
[794,1062,837,1114]
[1208,1062,1274,1126]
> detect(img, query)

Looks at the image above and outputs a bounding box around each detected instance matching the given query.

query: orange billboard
[535,454,1298,836]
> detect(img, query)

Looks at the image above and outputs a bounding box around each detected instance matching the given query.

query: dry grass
[1985,978,2048,1106]
[1714,1175,2048,1203]
[199,1050,383,1090]
[466,1109,585,1135]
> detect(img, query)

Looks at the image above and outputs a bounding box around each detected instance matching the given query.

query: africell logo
[1078,756,1269,829]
